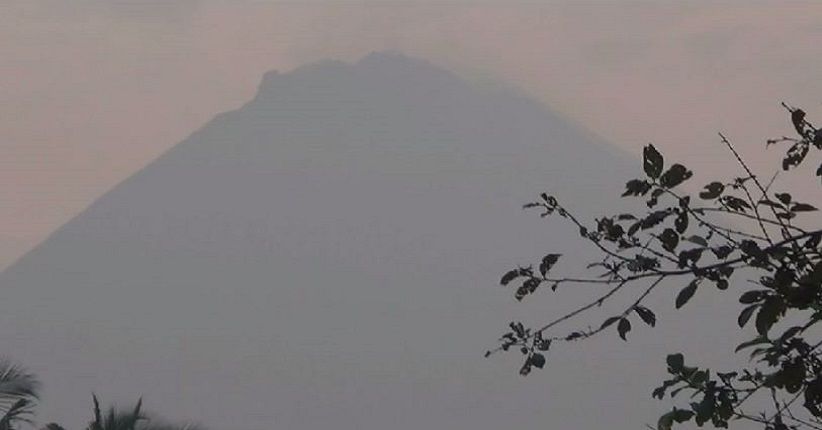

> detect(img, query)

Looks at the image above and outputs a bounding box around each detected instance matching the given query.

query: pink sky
[2,0,821,268]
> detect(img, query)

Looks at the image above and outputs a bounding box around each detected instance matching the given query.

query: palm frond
[86,396,146,430]
[0,359,39,402]
[0,398,36,430]
[41,423,67,430]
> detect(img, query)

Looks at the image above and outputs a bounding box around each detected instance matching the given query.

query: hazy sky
[2,0,821,269]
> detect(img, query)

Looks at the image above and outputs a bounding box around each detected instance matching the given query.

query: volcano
[0,52,639,429]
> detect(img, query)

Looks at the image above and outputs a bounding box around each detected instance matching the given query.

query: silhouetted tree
[490,104,822,430]
[0,359,40,430]
[0,357,198,430]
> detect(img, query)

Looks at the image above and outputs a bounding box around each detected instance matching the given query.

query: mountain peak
[356,50,441,70]
[0,51,632,430]
[253,51,462,102]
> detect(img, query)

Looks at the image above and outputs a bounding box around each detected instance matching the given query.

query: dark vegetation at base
[0,358,198,430]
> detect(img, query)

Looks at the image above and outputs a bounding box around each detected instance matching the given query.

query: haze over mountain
[0,52,657,429]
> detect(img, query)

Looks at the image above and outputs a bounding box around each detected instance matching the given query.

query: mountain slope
[0,52,640,429]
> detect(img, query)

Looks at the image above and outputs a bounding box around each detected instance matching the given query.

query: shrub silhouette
[0,358,198,430]
[490,104,822,430]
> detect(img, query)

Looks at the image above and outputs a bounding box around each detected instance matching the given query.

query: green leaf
[676,280,699,309]
[617,318,631,341]
[643,144,664,179]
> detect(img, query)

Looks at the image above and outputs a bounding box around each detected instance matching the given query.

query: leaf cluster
[490,106,822,430]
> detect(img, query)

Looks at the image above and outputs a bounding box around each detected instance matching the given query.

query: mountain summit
[0,52,634,429]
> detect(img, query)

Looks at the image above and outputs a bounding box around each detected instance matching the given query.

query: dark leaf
[674,212,688,234]
[721,195,751,212]
[715,279,728,290]
[782,141,809,170]
[672,409,694,423]
[659,228,679,253]
[739,240,764,258]
[690,370,709,385]
[601,316,622,330]
[804,233,821,250]
[500,269,520,286]
[739,290,765,304]
[735,336,770,353]
[617,318,631,341]
[643,144,664,179]
[738,305,758,328]
[699,182,724,199]
[658,412,674,430]
[622,179,652,197]
[519,360,531,376]
[539,254,561,277]
[641,210,673,230]
[686,235,708,247]
[775,193,792,205]
[779,326,803,343]
[659,164,693,188]
[676,280,699,309]
[634,306,657,327]
[530,353,546,369]
[791,203,817,212]
[666,353,684,372]
[711,245,733,259]
[756,298,783,336]
[791,108,806,134]
[627,220,642,236]
[678,248,705,268]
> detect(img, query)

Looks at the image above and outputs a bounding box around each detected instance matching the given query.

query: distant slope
[0,52,639,430]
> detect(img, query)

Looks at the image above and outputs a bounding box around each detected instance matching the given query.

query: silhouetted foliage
[0,357,199,430]
[489,104,822,429]
[0,358,40,430]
